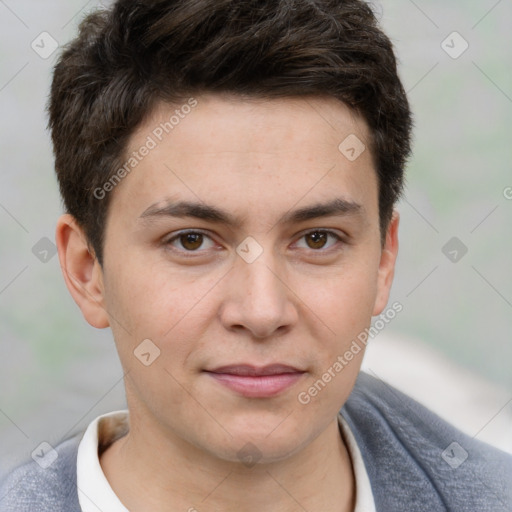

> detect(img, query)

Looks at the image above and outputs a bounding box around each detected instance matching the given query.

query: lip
[204,364,305,398]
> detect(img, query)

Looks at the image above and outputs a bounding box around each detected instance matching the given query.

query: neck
[100,413,355,512]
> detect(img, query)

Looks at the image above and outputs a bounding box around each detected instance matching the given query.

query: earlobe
[372,211,400,316]
[55,214,110,329]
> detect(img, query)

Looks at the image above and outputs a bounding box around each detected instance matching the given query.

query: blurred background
[0,0,511,476]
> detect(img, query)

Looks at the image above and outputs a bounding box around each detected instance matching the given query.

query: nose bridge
[236,235,280,293]
[243,257,282,306]
[222,242,297,337]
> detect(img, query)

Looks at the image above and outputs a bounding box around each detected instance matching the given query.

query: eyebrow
[138,197,363,227]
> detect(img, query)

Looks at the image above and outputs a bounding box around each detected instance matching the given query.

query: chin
[212,438,306,467]
[207,422,311,466]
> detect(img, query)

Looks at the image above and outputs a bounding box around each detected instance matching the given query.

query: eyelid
[292,228,345,249]
[164,229,218,252]
[163,227,346,255]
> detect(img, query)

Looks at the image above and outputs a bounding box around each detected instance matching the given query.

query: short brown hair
[49,0,412,265]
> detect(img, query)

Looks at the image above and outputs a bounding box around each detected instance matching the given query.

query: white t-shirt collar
[77,410,375,512]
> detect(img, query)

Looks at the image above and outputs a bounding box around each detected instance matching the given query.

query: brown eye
[179,233,204,250]
[295,230,342,251]
[167,231,214,252]
[305,231,328,249]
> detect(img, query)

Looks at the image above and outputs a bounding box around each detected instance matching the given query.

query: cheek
[293,265,378,409]
[292,257,379,393]
[306,260,379,334]
[102,255,223,366]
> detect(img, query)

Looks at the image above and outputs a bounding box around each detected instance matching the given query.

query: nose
[218,252,299,339]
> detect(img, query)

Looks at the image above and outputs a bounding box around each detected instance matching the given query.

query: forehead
[109,94,377,226]
[140,94,370,156]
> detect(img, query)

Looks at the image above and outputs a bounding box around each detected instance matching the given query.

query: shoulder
[0,433,83,512]
[342,372,512,511]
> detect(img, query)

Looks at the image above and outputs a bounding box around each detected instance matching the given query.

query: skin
[56,94,399,512]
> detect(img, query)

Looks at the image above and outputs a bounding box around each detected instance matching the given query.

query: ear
[55,214,110,329]
[372,210,400,316]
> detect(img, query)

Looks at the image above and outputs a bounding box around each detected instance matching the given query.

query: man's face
[97,94,397,463]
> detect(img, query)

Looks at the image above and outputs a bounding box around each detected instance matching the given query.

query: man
[1,0,510,511]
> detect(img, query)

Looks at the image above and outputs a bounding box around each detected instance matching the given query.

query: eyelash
[164,229,344,256]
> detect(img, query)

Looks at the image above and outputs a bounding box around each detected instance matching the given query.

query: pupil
[308,232,327,249]
[182,233,203,250]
